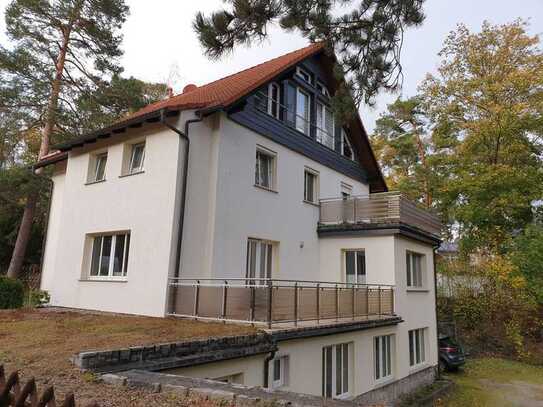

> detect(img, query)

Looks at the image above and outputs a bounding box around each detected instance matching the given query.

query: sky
[0,0,542,132]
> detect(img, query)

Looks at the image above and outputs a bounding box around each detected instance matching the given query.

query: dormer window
[267,83,281,119]
[341,130,354,161]
[316,102,335,149]
[296,67,312,84]
[316,81,330,97]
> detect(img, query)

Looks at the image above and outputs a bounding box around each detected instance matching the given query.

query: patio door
[246,238,274,284]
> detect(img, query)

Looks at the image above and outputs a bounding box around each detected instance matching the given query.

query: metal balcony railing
[167,278,395,328]
[319,191,442,238]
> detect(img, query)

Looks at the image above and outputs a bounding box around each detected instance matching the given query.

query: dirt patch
[0,307,257,406]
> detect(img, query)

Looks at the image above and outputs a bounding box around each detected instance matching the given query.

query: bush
[25,289,50,307]
[0,276,24,309]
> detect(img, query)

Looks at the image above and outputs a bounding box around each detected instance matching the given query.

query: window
[322,343,350,399]
[409,328,426,367]
[304,168,319,203]
[341,182,352,198]
[296,66,312,84]
[91,153,107,182]
[345,250,366,284]
[246,238,274,283]
[296,88,310,135]
[214,373,244,384]
[267,83,281,119]
[316,102,335,149]
[316,81,330,97]
[406,251,424,288]
[255,149,275,190]
[270,355,289,388]
[341,130,354,160]
[374,335,393,380]
[89,233,130,279]
[129,142,145,174]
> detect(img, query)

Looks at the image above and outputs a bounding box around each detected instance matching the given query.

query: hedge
[0,276,24,309]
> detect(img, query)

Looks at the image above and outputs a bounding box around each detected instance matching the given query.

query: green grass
[444,358,543,406]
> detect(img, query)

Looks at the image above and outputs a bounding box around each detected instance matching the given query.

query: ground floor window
[374,335,393,380]
[409,328,426,366]
[246,238,275,284]
[271,355,289,388]
[89,232,130,278]
[322,343,350,398]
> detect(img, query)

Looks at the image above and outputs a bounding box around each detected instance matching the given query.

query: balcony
[319,192,442,239]
[167,278,395,329]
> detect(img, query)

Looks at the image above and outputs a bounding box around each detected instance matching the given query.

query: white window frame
[316,102,335,149]
[406,251,425,288]
[341,129,355,161]
[254,147,276,190]
[90,152,108,183]
[89,232,130,280]
[270,355,289,389]
[296,66,312,84]
[316,81,330,97]
[128,142,145,174]
[341,182,352,198]
[409,328,426,367]
[246,238,275,284]
[322,343,350,399]
[296,88,311,135]
[374,334,393,381]
[344,249,366,285]
[267,82,281,119]
[303,167,319,204]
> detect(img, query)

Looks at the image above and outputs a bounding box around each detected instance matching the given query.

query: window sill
[303,200,320,207]
[119,170,145,178]
[409,362,428,374]
[373,376,395,389]
[85,179,106,186]
[79,278,128,283]
[406,288,430,293]
[254,184,278,194]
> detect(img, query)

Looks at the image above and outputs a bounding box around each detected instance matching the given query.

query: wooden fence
[0,365,97,407]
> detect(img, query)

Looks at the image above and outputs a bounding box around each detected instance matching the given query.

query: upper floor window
[255,148,276,190]
[304,168,319,203]
[341,130,354,161]
[341,182,352,198]
[409,328,426,367]
[345,249,366,284]
[267,83,281,119]
[406,251,425,288]
[296,66,312,84]
[374,334,393,381]
[129,142,145,174]
[322,343,350,399]
[296,88,310,135]
[316,102,335,149]
[89,232,130,279]
[246,238,275,284]
[316,81,330,97]
[89,152,107,183]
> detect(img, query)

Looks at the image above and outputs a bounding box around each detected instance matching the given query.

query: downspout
[33,165,54,290]
[433,246,441,380]
[263,349,277,389]
[160,109,203,280]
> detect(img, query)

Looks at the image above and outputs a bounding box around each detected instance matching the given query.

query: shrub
[0,276,24,309]
[25,289,50,307]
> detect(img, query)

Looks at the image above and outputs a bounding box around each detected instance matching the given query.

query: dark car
[439,335,465,371]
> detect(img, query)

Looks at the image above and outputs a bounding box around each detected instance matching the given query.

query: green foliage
[194,0,426,109]
[0,275,24,308]
[25,289,50,307]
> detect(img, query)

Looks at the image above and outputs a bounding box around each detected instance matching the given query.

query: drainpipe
[160,109,203,279]
[433,246,441,380]
[33,165,54,290]
[263,349,277,389]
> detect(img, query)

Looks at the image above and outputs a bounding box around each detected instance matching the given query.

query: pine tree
[1,0,129,278]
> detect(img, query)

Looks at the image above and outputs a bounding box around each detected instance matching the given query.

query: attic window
[316,81,330,97]
[341,129,354,161]
[296,67,312,84]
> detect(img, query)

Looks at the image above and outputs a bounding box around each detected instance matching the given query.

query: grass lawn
[0,307,257,406]
[443,357,543,407]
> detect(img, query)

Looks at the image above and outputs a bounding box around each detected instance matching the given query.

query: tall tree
[193,0,425,114]
[371,97,434,207]
[420,20,543,252]
[1,0,129,278]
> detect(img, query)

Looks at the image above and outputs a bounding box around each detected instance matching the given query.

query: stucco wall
[40,118,186,317]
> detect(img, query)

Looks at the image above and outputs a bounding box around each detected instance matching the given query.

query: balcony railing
[167,278,395,328]
[319,191,442,238]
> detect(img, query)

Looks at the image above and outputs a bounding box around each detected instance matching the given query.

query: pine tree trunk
[6,24,73,279]
[411,121,432,208]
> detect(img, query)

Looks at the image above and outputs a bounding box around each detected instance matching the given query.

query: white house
[36,43,442,403]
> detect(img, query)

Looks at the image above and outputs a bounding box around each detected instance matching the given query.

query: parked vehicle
[439,335,465,371]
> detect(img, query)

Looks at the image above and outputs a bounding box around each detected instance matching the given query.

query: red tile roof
[118,42,325,125]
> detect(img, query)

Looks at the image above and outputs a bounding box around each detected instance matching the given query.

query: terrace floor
[0,307,256,406]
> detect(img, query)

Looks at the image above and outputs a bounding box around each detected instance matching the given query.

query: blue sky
[1,0,541,132]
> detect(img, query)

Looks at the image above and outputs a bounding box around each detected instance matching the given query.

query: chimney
[183,84,198,94]
[167,87,174,98]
